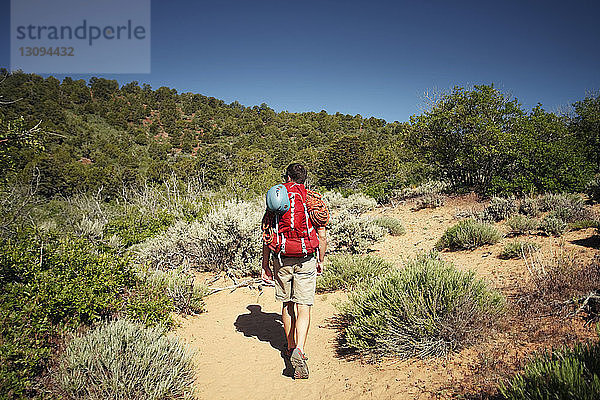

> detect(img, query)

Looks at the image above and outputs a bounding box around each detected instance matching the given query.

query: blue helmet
[266,184,290,215]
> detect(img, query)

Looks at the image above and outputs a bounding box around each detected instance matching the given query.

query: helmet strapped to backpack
[266,184,290,215]
[268,182,319,258]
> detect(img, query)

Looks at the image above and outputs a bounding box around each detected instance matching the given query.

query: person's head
[284,163,307,184]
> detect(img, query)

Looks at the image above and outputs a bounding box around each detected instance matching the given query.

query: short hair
[285,163,307,184]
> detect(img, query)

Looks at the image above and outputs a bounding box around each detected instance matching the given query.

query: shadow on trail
[234,305,294,377]
[571,234,600,249]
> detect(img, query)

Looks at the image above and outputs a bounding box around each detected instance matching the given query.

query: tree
[408,85,524,192]
[572,92,600,171]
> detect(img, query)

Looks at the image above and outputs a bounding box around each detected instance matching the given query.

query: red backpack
[269,182,320,258]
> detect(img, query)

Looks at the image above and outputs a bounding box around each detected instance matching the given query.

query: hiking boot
[290,348,309,379]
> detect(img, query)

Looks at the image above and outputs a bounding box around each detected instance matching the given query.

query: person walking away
[261,163,329,379]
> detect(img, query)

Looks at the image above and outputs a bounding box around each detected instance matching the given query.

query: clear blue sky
[1,0,599,122]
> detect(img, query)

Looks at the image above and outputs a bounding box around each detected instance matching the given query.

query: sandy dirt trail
[174,195,599,400]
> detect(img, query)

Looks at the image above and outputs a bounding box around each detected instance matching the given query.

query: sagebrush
[481,196,518,222]
[57,319,196,400]
[436,219,502,251]
[134,200,262,275]
[500,240,540,260]
[316,254,392,292]
[505,214,539,236]
[338,251,504,358]
[373,216,405,236]
[499,329,600,400]
[328,211,385,253]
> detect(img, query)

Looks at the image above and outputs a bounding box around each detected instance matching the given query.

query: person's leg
[294,304,311,353]
[281,301,296,351]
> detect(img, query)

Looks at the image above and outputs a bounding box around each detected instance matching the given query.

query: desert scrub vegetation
[316,254,392,293]
[328,211,386,253]
[134,200,262,275]
[539,193,593,223]
[57,319,196,400]
[338,251,504,358]
[435,219,502,251]
[414,192,445,209]
[587,175,600,203]
[394,180,449,200]
[500,240,540,260]
[0,232,172,397]
[522,245,600,301]
[373,216,405,236]
[499,329,600,400]
[518,196,540,216]
[481,196,518,222]
[323,191,377,215]
[540,215,568,236]
[505,214,539,236]
[139,267,206,315]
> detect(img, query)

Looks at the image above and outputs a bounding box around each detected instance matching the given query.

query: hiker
[261,163,329,379]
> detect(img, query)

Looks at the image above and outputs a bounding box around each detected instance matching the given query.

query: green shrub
[499,330,600,400]
[587,175,600,203]
[569,219,600,231]
[329,211,386,253]
[500,240,540,259]
[140,267,205,315]
[540,215,568,236]
[505,214,539,235]
[124,283,175,329]
[518,196,540,216]
[435,219,502,251]
[104,210,174,247]
[134,200,262,275]
[316,254,392,293]
[539,193,592,222]
[0,233,136,397]
[338,251,504,358]
[373,216,406,236]
[481,197,518,222]
[57,319,196,400]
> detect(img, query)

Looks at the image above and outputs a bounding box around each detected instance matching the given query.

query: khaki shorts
[272,253,317,306]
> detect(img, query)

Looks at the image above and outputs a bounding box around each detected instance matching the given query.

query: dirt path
[175,195,599,400]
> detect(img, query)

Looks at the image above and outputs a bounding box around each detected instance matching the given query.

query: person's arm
[316,227,327,274]
[261,243,273,282]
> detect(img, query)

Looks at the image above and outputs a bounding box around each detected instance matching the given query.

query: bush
[540,215,568,236]
[373,216,406,236]
[414,192,445,209]
[587,175,600,203]
[57,319,196,400]
[338,251,504,358]
[569,219,600,231]
[134,200,262,275]
[500,240,540,259]
[435,219,502,251]
[316,254,392,293]
[323,191,377,215]
[539,193,592,222]
[505,214,539,235]
[104,210,174,247]
[481,197,518,222]
[328,211,386,253]
[0,233,136,397]
[395,180,449,200]
[499,331,600,400]
[522,244,600,298]
[518,196,540,217]
[140,267,205,315]
[124,283,175,329]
